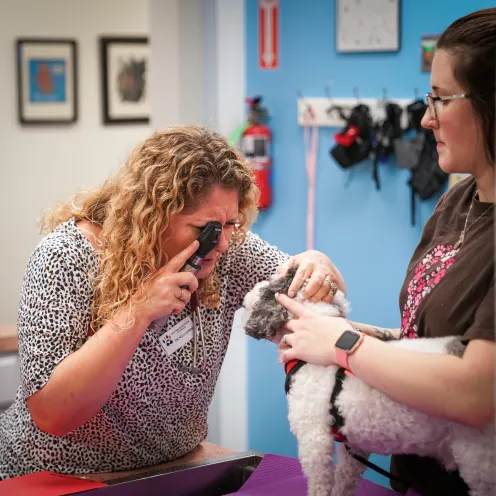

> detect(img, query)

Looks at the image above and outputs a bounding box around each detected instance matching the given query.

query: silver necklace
[454,191,493,250]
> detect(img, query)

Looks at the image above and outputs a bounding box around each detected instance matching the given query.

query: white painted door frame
[149,0,247,452]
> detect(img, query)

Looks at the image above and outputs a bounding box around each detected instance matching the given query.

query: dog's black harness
[330,366,347,440]
[284,359,307,394]
[284,360,407,485]
[285,360,349,442]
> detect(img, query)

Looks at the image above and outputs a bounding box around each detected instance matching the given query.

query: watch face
[335,330,361,351]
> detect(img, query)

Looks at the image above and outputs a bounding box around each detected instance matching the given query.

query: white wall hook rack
[297,97,415,128]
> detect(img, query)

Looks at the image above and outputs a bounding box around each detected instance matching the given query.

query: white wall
[211,0,248,454]
[149,0,247,452]
[0,0,248,454]
[0,0,151,324]
[149,0,206,129]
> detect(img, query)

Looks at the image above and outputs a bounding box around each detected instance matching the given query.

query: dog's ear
[268,264,299,295]
[243,265,299,341]
[242,281,270,311]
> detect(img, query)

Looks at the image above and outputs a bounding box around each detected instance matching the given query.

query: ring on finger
[324,277,338,296]
[282,335,289,346]
[329,281,338,296]
[178,288,185,301]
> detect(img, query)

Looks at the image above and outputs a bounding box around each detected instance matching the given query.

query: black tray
[79,451,264,496]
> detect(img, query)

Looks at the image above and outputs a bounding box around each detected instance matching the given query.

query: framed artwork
[16,39,77,125]
[99,36,150,124]
[336,0,401,53]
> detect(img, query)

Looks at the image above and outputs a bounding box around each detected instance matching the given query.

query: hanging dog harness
[284,359,407,485]
[301,101,318,251]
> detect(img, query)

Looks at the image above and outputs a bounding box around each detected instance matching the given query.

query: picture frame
[336,0,401,53]
[99,36,150,125]
[16,38,78,125]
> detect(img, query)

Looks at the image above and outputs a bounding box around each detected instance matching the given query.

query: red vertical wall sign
[259,0,279,69]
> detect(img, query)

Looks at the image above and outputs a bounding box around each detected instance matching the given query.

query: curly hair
[41,125,260,331]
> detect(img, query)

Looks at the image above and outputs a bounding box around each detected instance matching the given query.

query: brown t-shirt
[390,177,494,496]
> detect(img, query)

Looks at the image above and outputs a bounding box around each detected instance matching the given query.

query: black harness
[284,359,307,394]
[330,366,347,433]
[285,361,407,485]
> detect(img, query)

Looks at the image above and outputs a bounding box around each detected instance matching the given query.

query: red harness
[284,359,348,443]
[331,426,347,443]
[284,359,300,375]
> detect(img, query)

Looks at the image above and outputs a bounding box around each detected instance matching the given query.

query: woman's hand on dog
[276,251,346,302]
[275,293,354,366]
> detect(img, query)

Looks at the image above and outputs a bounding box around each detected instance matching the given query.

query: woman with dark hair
[276,8,495,496]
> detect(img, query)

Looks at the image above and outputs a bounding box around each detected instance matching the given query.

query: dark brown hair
[437,8,496,162]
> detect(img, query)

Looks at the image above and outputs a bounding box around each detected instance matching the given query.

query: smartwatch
[334,328,364,373]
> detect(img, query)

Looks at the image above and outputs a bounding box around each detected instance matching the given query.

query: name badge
[158,316,194,356]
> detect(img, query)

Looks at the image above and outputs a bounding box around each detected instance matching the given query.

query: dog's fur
[242,267,495,496]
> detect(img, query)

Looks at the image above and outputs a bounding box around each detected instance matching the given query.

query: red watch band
[335,346,352,370]
[334,328,364,374]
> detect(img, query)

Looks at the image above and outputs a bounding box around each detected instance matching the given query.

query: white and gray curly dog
[242,266,495,496]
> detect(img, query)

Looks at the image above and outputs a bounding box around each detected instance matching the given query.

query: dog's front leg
[288,365,336,496]
[290,409,335,496]
[330,443,368,496]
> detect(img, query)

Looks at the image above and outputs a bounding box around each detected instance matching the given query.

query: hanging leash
[344,445,407,484]
[303,100,318,251]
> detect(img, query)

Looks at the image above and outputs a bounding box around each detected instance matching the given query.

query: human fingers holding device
[148,221,222,331]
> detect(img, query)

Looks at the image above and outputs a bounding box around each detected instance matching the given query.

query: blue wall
[245,0,494,488]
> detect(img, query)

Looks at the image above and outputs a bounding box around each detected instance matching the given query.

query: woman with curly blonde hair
[0,125,344,478]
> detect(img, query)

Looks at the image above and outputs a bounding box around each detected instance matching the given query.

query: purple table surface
[225,454,421,496]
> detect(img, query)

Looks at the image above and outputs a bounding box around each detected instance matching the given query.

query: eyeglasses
[425,92,470,120]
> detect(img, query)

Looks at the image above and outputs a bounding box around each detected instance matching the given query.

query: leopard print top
[0,219,288,478]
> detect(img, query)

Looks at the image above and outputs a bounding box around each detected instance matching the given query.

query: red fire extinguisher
[240,96,272,210]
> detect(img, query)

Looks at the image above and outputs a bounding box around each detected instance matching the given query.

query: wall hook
[325,84,339,118]
[325,84,332,101]
[298,90,316,122]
